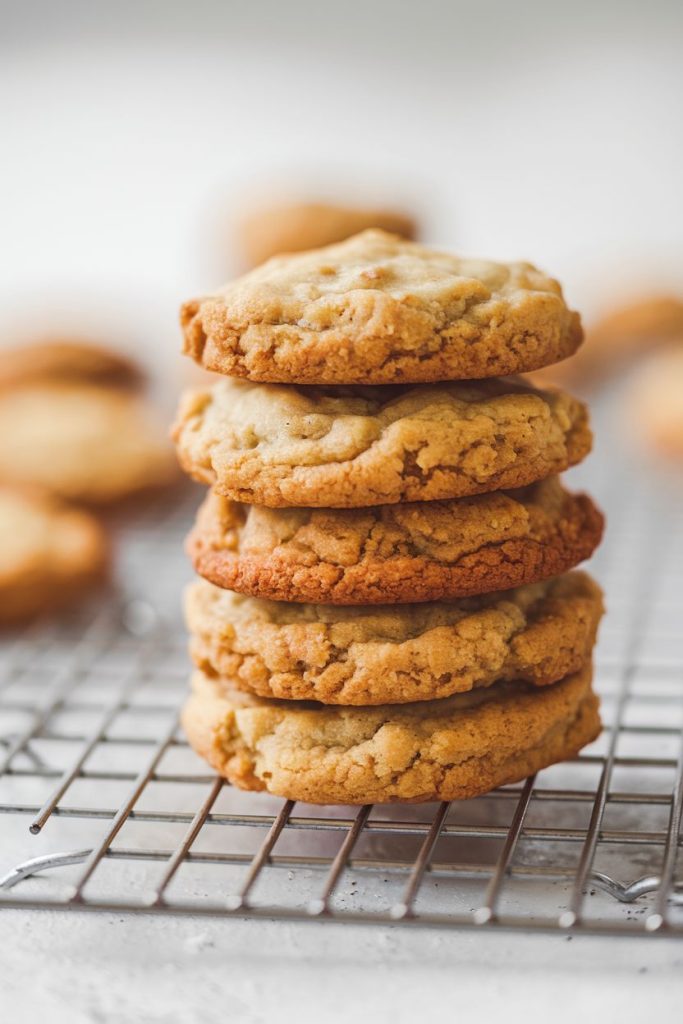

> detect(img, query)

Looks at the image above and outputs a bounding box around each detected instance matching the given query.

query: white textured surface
[1,910,683,1024]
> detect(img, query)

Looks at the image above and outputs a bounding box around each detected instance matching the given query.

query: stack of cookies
[172,230,605,805]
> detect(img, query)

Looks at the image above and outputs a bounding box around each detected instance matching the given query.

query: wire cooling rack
[1,396,683,936]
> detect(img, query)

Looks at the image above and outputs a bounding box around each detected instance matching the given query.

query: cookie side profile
[182,229,583,384]
[188,478,604,604]
[186,572,603,705]
[181,664,600,804]
[0,487,108,624]
[173,377,591,508]
[0,383,177,503]
[235,203,417,269]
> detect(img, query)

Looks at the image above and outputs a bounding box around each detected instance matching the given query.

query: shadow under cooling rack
[2,415,683,935]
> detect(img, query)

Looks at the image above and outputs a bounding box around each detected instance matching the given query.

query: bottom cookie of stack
[182,663,600,805]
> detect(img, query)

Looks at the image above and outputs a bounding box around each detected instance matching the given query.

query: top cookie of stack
[181,228,582,385]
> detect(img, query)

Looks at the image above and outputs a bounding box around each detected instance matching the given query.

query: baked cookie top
[182,664,600,804]
[182,229,583,384]
[187,571,603,705]
[0,383,177,504]
[173,376,591,508]
[188,477,604,604]
[0,487,108,623]
[235,203,417,269]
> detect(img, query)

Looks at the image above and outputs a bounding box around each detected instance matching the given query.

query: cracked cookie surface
[0,487,108,624]
[173,376,591,508]
[181,229,583,384]
[188,477,604,604]
[181,663,600,804]
[186,572,603,705]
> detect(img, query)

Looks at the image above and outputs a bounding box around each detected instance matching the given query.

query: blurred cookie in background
[0,340,177,503]
[629,346,683,462]
[0,487,108,624]
[530,294,683,390]
[585,295,683,377]
[0,383,177,504]
[0,338,144,390]
[236,200,418,268]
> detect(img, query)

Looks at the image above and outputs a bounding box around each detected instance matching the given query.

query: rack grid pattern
[1,409,683,935]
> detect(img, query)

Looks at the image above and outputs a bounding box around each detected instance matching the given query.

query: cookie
[629,347,683,460]
[235,203,417,269]
[181,663,600,804]
[188,477,604,604]
[173,377,591,508]
[0,487,108,624]
[182,229,583,384]
[0,339,143,390]
[186,571,603,705]
[530,294,683,389]
[0,383,177,504]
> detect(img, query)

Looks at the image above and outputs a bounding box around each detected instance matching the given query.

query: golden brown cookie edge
[181,664,601,804]
[186,572,604,704]
[187,489,604,605]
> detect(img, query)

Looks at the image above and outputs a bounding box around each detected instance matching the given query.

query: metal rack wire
[1,397,683,935]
